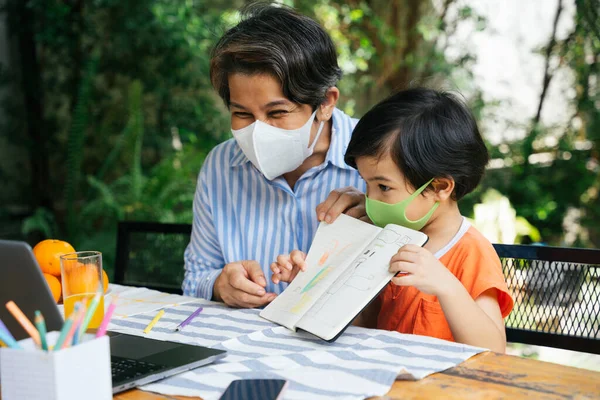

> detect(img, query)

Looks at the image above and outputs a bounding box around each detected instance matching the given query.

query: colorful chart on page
[301,266,333,293]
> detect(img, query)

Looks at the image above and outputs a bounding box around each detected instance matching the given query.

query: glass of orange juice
[60,251,105,329]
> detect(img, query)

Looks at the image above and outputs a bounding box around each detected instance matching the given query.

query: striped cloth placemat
[108,300,485,400]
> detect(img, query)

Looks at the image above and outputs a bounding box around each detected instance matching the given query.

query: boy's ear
[431,177,455,201]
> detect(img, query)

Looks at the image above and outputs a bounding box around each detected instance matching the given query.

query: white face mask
[231,111,325,180]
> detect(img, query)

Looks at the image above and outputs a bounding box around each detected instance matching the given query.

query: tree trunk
[337,0,435,113]
[15,0,51,211]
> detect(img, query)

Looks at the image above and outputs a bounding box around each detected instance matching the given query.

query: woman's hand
[316,187,368,224]
[213,260,277,308]
[270,250,307,284]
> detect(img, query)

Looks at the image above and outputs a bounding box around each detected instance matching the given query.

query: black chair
[114,221,192,295]
[114,223,600,353]
[494,244,600,354]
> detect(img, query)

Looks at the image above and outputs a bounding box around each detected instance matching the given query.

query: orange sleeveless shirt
[377,221,514,341]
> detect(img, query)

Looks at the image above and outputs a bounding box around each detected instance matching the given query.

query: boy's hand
[270,250,307,284]
[389,244,460,297]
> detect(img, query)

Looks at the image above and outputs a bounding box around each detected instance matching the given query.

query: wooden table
[114,351,600,399]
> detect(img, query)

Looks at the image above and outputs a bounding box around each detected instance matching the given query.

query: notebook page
[296,224,428,341]
[260,214,381,330]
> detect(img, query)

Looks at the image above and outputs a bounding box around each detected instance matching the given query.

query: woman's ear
[431,177,455,201]
[317,87,340,122]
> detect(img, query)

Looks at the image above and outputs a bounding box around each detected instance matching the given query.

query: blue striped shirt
[182,108,365,299]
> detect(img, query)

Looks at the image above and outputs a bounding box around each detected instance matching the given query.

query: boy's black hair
[345,88,489,200]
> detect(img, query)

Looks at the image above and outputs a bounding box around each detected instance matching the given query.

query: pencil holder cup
[0,332,112,400]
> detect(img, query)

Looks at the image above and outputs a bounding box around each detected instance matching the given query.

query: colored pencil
[77,291,102,342]
[34,311,48,351]
[0,318,10,335]
[0,318,16,344]
[71,301,88,346]
[143,309,165,334]
[53,304,79,350]
[96,295,118,338]
[5,301,40,346]
[63,304,87,349]
[175,306,203,331]
[0,328,21,349]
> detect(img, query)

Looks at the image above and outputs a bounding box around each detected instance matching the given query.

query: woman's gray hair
[210,3,342,110]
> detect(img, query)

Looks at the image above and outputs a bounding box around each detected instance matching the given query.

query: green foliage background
[0,0,598,280]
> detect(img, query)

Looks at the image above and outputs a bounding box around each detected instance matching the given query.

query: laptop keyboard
[111,356,165,383]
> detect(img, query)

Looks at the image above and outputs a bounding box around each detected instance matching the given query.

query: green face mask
[366,178,439,230]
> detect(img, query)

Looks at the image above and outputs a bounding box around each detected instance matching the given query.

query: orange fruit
[60,259,83,274]
[33,239,76,276]
[65,264,101,295]
[102,269,109,293]
[43,273,61,303]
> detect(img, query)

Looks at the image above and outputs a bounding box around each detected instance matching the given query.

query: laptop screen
[0,240,64,340]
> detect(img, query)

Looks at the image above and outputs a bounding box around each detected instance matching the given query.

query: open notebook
[260,214,428,341]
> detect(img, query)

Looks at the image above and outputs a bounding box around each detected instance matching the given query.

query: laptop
[0,240,226,393]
